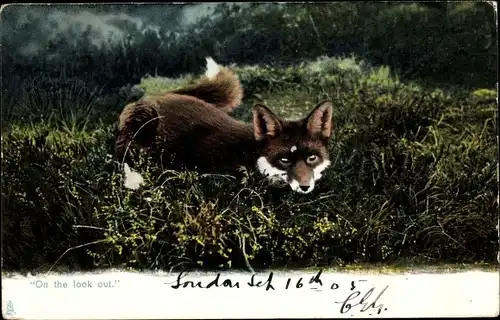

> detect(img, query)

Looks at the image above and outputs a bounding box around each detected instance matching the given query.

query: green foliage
[1,2,496,120]
[2,57,498,273]
[137,74,195,96]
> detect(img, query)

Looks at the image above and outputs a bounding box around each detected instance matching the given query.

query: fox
[115,57,334,194]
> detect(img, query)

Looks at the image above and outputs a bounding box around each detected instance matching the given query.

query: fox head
[253,100,333,194]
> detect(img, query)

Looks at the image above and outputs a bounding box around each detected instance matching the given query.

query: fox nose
[299,185,309,191]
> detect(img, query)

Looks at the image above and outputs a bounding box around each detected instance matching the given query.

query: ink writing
[166,270,389,315]
[335,283,389,315]
[247,272,275,291]
[169,271,240,289]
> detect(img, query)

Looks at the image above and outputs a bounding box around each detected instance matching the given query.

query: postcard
[1,2,498,319]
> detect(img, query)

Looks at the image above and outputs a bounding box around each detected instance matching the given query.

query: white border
[2,269,499,319]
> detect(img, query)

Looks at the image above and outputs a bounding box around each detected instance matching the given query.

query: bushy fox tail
[171,57,243,112]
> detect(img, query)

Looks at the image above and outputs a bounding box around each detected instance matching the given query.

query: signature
[335,283,389,315]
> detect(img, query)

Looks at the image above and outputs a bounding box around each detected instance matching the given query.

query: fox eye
[306,155,319,164]
[278,158,291,166]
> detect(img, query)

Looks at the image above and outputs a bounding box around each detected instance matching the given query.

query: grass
[302,261,499,274]
[1,56,498,273]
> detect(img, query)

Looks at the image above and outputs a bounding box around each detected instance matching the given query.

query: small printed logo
[5,300,16,317]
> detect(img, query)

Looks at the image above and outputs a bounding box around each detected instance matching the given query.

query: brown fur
[115,61,334,188]
[115,63,245,168]
[131,93,256,172]
[171,66,243,113]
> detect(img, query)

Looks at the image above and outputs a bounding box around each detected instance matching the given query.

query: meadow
[2,56,498,273]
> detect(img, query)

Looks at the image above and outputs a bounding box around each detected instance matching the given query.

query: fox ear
[305,101,333,138]
[252,104,282,141]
